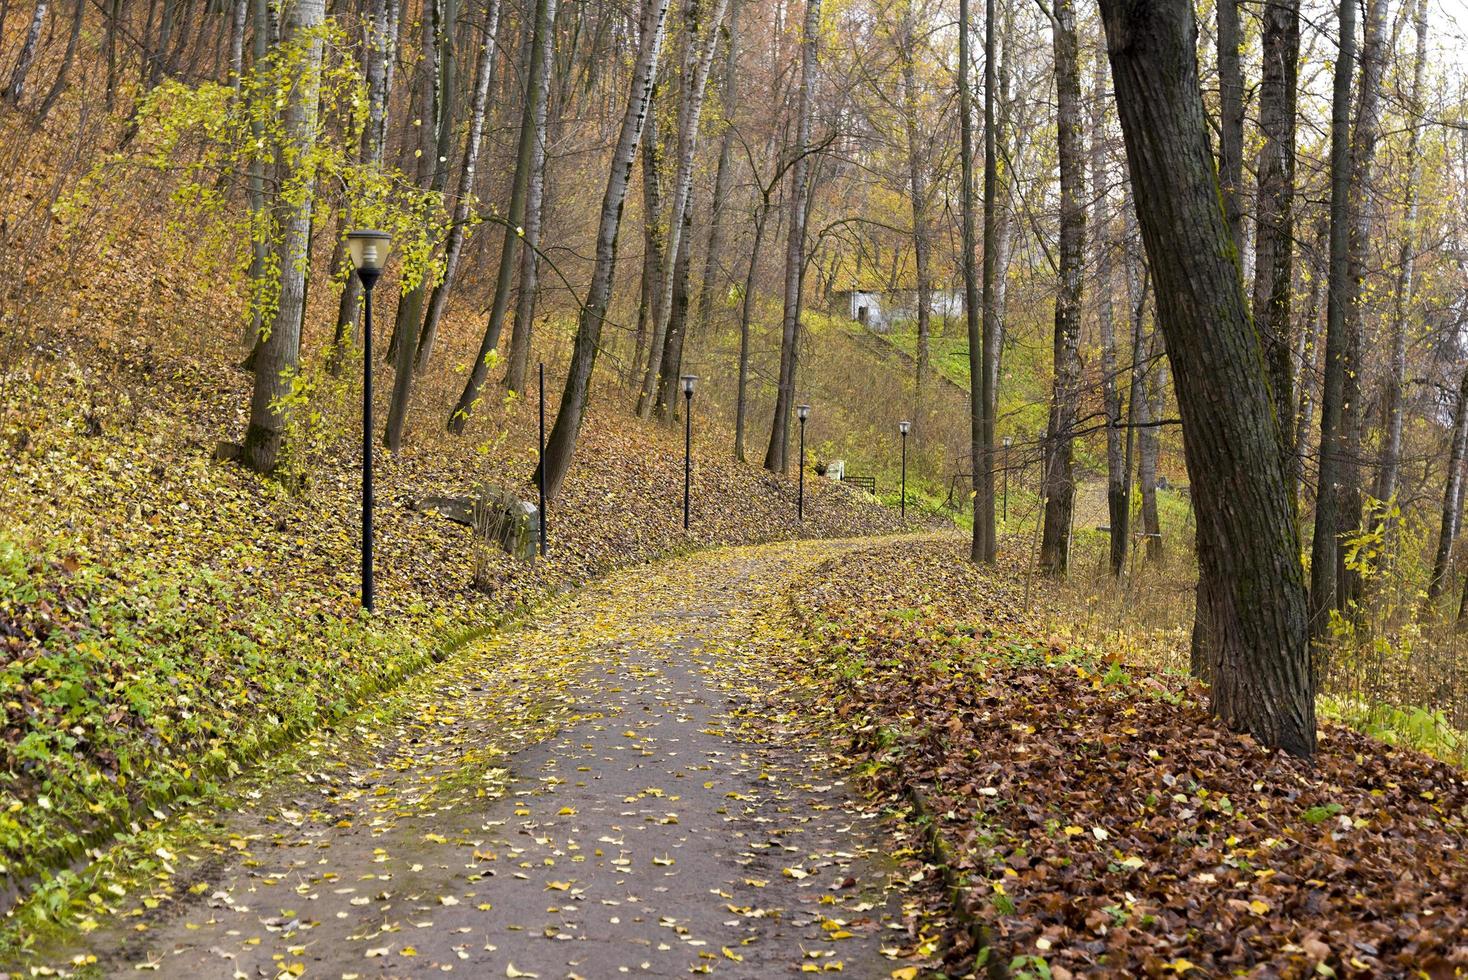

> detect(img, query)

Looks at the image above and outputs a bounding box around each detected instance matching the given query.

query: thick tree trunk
[1100,0,1316,757]
[763,0,821,474]
[640,0,732,419]
[1038,0,1084,575]
[538,0,672,501]
[242,0,327,474]
[1310,0,1358,639]
[694,0,741,331]
[1375,0,1427,506]
[1426,367,1468,608]
[417,0,504,374]
[1253,0,1301,492]
[3,1,49,105]
[448,0,559,433]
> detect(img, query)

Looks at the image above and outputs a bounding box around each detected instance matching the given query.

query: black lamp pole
[360,271,378,612]
[538,362,547,557]
[899,421,910,520]
[1002,436,1012,523]
[797,404,810,522]
[347,229,390,614]
[682,375,697,529]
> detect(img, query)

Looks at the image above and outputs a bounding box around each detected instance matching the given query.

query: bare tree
[539,0,673,500]
[1375,0,1428,506]
[449,0,560,434]
[763,0,822,474]
[1253,0,1301,490]
[1309,0,1358,638]
[1038,0,1084,575]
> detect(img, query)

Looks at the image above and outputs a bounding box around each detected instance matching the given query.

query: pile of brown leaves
[792,538,1468,977]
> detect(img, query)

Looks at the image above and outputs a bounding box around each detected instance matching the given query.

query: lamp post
[1002,435,1013,523]
[898,420,910,520]
[796,404,811,522]
[538,362,547,557]
[681,375,698,530]
[346,230,391,613]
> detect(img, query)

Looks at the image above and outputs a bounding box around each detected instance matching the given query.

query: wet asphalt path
[64,541,911,979]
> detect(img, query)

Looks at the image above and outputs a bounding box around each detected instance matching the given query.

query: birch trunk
[242,0,327,473]
[3,1,49,105]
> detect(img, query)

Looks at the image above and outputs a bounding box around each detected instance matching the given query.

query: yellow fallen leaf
[722,947,743,962]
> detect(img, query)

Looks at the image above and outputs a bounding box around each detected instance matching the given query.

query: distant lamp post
[796,404,811,522]
[681,375,698,530]
[346,229,391,613]
[1002,435,1013,523]
[898,420,911,520]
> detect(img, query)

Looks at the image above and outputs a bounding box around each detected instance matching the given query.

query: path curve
[59,538,913,979]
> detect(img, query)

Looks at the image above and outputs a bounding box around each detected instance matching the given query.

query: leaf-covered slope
[0,330,909,894]
[791,538,1468,977]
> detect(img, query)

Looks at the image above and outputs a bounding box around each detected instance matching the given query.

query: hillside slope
[0,325,915,905]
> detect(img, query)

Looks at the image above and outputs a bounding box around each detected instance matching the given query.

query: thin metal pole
[683,392,693,529]
[361,280,375,613]
[900,432,907,520]
[538,362,547,557]
[1003,452,1009,522]
[798,419,806,522]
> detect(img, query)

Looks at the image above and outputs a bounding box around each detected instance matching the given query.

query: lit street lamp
[1002,434,1013,523]
[346,229,391,614]
[681,375,698,530]
[796,404,811,522]
[898,420,910,521]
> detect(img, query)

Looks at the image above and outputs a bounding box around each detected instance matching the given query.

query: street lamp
[681,375,698,530]
[796,404,811,522]
[1002,435,1013,523]
[346,229,391,614]
[898,420,910,521]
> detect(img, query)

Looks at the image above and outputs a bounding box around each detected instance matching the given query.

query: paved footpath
[58,540,916,979]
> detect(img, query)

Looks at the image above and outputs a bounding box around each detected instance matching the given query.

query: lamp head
[1002,435,1013,448]
[681,374,698,397]
[898,420,910,436]
[797,404,811,421]
[346,229,392,276]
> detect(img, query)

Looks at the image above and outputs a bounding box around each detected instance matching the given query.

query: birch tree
[242,0,328,473]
